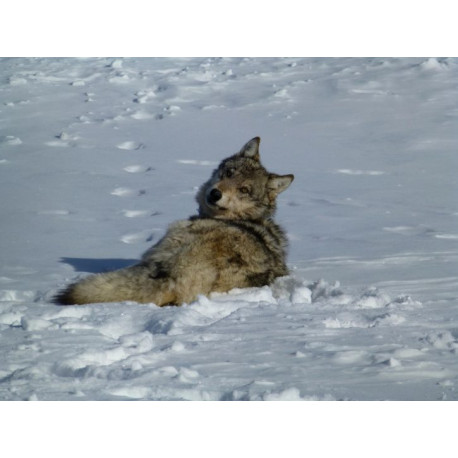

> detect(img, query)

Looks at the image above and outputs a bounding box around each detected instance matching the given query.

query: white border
[2,1,456,56]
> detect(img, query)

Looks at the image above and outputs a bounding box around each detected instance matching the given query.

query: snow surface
[1,57,458,401]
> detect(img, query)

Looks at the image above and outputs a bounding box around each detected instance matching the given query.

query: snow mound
[0,275,428,401]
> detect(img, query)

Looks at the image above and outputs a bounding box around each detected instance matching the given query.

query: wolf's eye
[226,169,234,178]
[239,186,250,194]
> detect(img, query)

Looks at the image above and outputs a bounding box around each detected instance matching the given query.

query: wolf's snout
[208,188,222,204]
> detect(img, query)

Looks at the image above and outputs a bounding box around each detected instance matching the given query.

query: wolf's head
[196,137,294,220]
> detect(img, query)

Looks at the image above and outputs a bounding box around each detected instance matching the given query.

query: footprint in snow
[177,159,218,166]
[38,210,71,216]
[0,135,22,146]
[153,106,181,121]
[116,141,144,151]
[46,132,79,148]
[383,225,436,237]
[335,169,385,176]
[332,350,371,365]
[435,233,458,240]
[4,100,30,107]
[107,387,151,400]
[70,80,86,87]
[120,231,154,244]
[122,210,151,218]
[123,165,154,173]
[111,187,135,197]
[111,187,146,197]
[133,89,157,104]
[130,111,156,120]
[8,76,28,86]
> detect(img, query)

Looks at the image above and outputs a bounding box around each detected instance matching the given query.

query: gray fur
[55,137,294,306]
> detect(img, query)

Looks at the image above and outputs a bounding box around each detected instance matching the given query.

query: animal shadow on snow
[60,257,137,274]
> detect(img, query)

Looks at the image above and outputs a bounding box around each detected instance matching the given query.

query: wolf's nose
[208,188,222,204]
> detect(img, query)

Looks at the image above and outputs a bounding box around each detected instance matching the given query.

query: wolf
[55,137,294,306]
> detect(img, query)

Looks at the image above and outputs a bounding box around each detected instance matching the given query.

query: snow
[1,57,458,403]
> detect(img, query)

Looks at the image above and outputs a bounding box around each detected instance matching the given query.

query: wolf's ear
[239,137,261,161]
[268,174,294,195]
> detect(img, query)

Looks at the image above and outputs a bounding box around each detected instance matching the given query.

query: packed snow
[1,57,458,401]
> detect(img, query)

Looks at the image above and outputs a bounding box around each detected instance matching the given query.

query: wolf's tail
[54,265,176,306]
